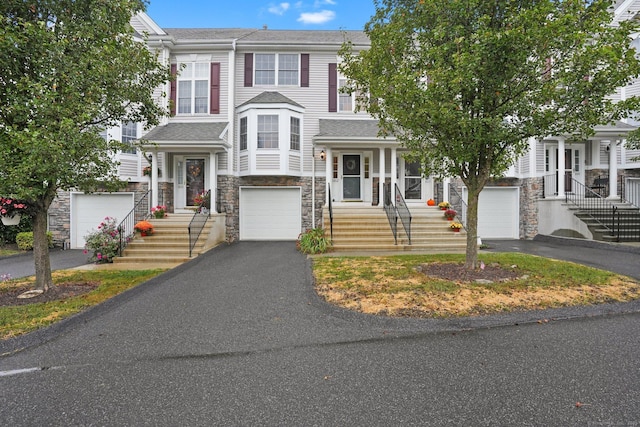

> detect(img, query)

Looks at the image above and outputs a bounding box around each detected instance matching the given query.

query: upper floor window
[121,121,137,154]
[255,54,299,86]
[178,62,209,114]
[290,117,300,151]
[338,77,354,112]
[257,115,279,148]
[240,117,248,151]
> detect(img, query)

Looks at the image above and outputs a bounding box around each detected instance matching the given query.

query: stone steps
[324,205,468,253]
[114,214,212,265]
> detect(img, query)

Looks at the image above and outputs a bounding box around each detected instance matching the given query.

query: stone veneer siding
[217,175,326,243]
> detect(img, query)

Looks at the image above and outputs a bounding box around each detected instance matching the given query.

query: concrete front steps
[572,201,640,242]
[323,205,468,253]
[114,213,213,266]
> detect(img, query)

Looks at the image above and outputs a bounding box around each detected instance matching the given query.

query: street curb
[533,234,640,254]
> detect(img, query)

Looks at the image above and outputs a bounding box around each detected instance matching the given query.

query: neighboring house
[48,9,640,248]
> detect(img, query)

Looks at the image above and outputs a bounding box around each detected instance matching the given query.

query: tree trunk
[32,209,54,291]
[464,186,481,270]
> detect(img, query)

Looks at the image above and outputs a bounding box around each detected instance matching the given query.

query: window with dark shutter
[244,53,253,87]
[170,64,177,116]
[210,62,220,114]
[328,63,337,112]
[301,54,309,87]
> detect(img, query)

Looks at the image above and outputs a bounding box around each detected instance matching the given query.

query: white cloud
[314,0,337,6]
[268,2,291,15]
[294,1,303,8]
[297,9,336,24]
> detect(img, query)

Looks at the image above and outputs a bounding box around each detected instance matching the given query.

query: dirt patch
[417,262,521,283]
[0,282,99,307]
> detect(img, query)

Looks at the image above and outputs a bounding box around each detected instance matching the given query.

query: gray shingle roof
[317,119,384,138]
[142,122,228,141]
[162,28,369,46]
[238,92,304,109]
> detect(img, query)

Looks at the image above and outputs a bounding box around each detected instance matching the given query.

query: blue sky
[146,0,377,30]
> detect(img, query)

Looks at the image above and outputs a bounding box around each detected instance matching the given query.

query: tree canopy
[340,0,640,268]
[0,0,171,289]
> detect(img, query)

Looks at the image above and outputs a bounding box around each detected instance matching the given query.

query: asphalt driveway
[1,240,639,425]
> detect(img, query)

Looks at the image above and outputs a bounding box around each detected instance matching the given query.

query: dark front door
[186,159,205,206]
[342,154,361,200]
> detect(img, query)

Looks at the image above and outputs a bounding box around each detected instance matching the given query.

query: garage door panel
[477,188,519,239]
[71,193,134,248]
[240,188,301,240]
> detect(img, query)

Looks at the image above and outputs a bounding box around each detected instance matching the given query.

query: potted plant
[194,191,210,213]
[0,197,29,225]
[450,222,463,232]
[444,208,457,220]
[151,205,167,219]
[134,220,154,236]
[438,201,451,210]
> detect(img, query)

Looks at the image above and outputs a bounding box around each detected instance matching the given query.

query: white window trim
[254,53,300,87]
[237,106,304,175]
[177,62,210,115]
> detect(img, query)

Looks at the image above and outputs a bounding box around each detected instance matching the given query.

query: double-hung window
[255,54,299,86]
[121,121,137,154]
[240,117,248,151]
[290,117,300,151]
[257,115,279,149]
[338,77,354,112]
[178,63,209,114]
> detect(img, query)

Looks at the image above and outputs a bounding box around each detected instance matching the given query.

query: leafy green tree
[340,0,640,269]
[0,0,171,290]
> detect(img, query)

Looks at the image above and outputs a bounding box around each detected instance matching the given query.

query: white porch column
[325,147,332,204]
[379,147,386,205]
[209,151,217,212]
[443,177,450,202]
[557,137,565,199]
[390,147,397,199]
[151,151,159,208]
[608,140,618,199]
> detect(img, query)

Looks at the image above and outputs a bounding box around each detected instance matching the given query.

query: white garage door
[71,193,134,248]
[477,187,519,239]
[240,187,301,240]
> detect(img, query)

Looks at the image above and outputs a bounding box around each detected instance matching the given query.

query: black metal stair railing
[188,189,211,257]
[328,184,333,239]
[117,190,152,256]
[383,183,398,245]
[448,184,468,229]
[394,183,412,244]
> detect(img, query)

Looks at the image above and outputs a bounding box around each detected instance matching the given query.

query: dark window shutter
[328,63,337,112]
[301,54,309,87]
[210,62,220,114]
[170,64,177,116]
[244,53,253,87]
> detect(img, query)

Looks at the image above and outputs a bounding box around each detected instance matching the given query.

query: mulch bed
[0,282,99,307]
[418,262,522,283]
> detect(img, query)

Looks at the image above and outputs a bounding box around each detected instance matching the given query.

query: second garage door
[71,193,134,248]
[239,187,302,240]
[477,187,519,239]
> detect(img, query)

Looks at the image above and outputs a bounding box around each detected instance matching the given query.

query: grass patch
[0,269,165,340]
[313,253,640,318]
[0,247,23,257]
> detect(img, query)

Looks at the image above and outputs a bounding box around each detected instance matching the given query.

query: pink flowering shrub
[83,217,125,264]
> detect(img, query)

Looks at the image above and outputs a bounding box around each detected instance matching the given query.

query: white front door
[175,156,207,210]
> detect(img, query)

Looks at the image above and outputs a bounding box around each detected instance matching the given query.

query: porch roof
[140,122,230,151]
[314,119,398,146]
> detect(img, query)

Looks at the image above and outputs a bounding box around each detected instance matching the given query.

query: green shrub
[297,228,332,254]
[0,215,33,245]
[16,231,53,251]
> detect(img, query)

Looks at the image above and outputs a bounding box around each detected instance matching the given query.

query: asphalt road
[0,241,639,425]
